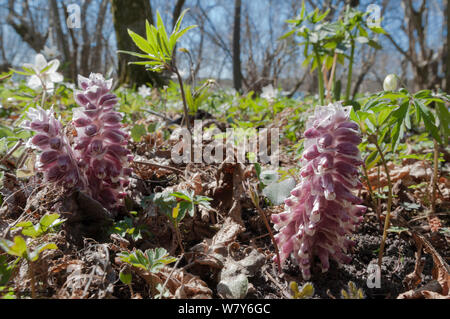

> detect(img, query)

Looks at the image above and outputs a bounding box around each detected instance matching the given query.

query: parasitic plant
[21,106,84,189]
[271,102,366,279]
[72,73,133,209]
[22,73,132,210]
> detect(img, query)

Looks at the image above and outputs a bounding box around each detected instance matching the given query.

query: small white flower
[23,53,63,94]
[383,74,398,91]
[63,82,75,91]
[41,45,60,59]
[224,88,237,96]
[138,85,152,98]
[261,84,277,103]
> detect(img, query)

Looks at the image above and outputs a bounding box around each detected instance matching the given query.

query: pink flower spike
[271,102,365,279]
[72,73,132,209]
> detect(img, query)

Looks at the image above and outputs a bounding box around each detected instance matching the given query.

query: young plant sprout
[271,102,366,279]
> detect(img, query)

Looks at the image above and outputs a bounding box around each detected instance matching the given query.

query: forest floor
[0,110,449,299]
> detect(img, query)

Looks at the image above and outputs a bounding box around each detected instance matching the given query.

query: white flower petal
[78,74,90,89]
[47,59,60,74]
[49,72,63,83]
[45,82,55,94]
[27,75,42,90]
[34,54,48,71]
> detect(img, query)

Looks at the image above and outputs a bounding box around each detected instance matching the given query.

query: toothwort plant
[271,103,366,279]
[72,74,132,208]
[21,106,84,188]
[22,73,132,209]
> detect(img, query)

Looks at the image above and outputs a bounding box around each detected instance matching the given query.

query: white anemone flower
[261,84,277,103]
[138,84,152,98]
[23,53,63,94]
[383,74,398,91]
[41,45,60,59]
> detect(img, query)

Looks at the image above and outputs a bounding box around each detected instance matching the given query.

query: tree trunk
[111,0,164,87]
[232,0,242,92]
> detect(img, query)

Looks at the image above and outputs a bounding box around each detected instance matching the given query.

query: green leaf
[0,236,27,258]
[365,149,380,170]
[436,102,450,141]
[369,26,387,34]
[127,29,154,54]
[173,25,197,43]
[388,101,409,150]
[173,9,189,33]
[178,200,194,220]
[39,213,62,229]
[117,50,156,60]
[28,243,57,262]
[156,11,170,45]
[414,100,441,143]
[130,124,147,142]
[119,270,132,285]
[367,39,382,50]
[169,191,193,202]
[10,68,34,76]
[279,29,296,40]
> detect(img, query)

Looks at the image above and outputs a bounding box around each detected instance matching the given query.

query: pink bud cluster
[271,103,366,279]
[23,73,132,209]
[21,106,84,188]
